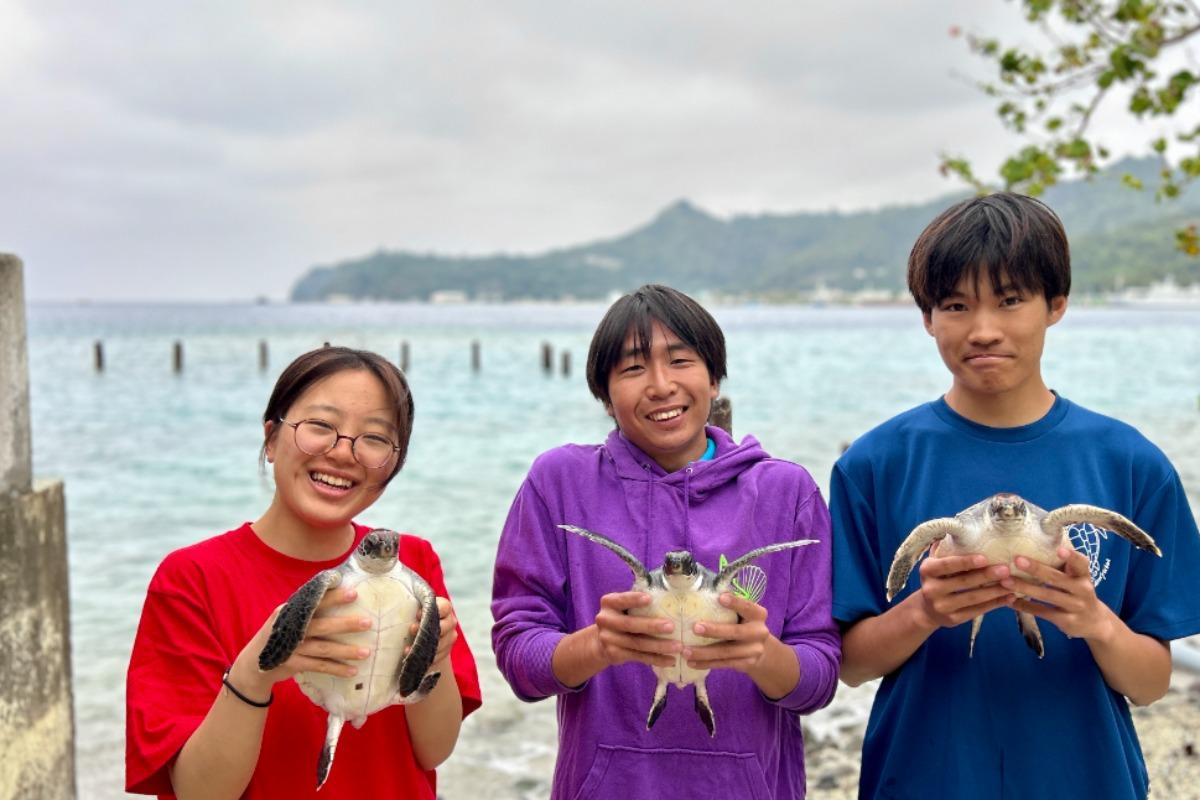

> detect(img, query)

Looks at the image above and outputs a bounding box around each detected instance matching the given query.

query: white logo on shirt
[1068,523,1111,587]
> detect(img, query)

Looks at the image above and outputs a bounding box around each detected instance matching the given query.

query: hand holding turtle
[593,590,680,669]
[1008,548,1115,642]
[913,554,1016,632]
[683,592,771,673]
[230,587,371,699]
[409,596,458,667]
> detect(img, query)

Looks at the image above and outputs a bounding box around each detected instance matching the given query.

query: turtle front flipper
[258,569,343,671]
[713,539,817,592]
[559,524,652,587]
[694,679,716,737]
[1041,505,1162,557]
[1015,610,1044,658]
[316,713,346,789]
[396,568,441,698]
[886,518,964,602]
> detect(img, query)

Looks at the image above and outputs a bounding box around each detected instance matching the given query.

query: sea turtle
[886,492,1161,657]
[258,529,442,789]
[559,523,816,736]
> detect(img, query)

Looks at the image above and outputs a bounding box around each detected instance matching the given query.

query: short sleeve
[830,459,888,625]
[125,558,228,795]
[1121,471,1200,640]
[402,537,483,718]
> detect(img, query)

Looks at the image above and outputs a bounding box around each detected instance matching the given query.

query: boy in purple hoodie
[491,284,840,799]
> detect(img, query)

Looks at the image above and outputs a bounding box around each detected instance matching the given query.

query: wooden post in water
[471,340,481,372]
[0,253,77,800]
[708,396,732,435]
[93,341,104,372]
[541,342,553,374]
[561,350,571,377]
[400,341,410,373]
[258,340,268,371]
[172,341,183,373]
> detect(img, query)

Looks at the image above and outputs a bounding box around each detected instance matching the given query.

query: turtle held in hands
[886,493,1161,658]
[258,529,442,789]
[560,523,816,736]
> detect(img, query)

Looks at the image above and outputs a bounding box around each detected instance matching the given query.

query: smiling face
[263,368,400,537]
[925,271,1067,425]
[605,320,718,473]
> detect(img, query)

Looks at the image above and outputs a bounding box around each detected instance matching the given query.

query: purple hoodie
[491,425,839,799]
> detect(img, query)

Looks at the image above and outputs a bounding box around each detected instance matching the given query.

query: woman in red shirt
[126,346,481,799]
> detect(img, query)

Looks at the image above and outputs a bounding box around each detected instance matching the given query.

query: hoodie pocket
[571,744,772,800]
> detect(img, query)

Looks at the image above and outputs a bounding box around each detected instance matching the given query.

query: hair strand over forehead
[585,284,727,407]
[907,192,1071,314]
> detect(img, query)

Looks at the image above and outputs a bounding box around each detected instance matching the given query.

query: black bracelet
[222,666,273,708]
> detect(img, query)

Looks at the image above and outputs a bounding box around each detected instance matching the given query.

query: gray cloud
[0,0,1149,301]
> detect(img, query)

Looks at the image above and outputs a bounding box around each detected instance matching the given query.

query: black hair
[260,346,414,485]
[907,192,1071,315]
[586,284,727,407]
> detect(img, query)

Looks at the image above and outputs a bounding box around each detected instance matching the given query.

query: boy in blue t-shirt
[831,192,1200,800]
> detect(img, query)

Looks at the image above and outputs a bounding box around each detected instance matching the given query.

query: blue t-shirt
[831,395,1200,800]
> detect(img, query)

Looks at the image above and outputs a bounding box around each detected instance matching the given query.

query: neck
[252,500,356,562]
[944,381,1056,428]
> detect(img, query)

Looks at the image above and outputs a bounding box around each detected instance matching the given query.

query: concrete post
[0,253,76,800]
[0,255,32,495]
[708,396,732,435]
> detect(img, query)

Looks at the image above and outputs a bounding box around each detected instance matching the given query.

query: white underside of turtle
[560,524,816,736]
[258,529,442,789]
[886,493,1161,658]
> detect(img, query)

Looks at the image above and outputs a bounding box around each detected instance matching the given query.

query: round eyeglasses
[279,418,399,470]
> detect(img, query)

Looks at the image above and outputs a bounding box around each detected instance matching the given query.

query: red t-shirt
[125,522,482,799]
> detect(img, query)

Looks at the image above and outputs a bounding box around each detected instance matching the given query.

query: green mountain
[290,158,1200,302]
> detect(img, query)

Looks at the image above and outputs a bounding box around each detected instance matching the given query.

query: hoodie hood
[604,424,769,496]
[603,425,770,555]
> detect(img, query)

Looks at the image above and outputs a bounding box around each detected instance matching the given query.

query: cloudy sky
[0,1,1164,301]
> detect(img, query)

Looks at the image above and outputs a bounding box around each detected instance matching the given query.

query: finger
[602,630,680,657]
[294,638,370,662]
[597,609,674,636]
[932,583,1015,613]
[289,653,360,678]
[436,597,453,619]
[932,564,1011,595]
[715,592,768,621]
[1058,547,1091,579]
[684,641,759,663]
[942,593,1016,621]
[599,591,654,611]
[306,614,373,637]
[317,587,358,609]
[920,554,989,579]
[1012,556,1070,588]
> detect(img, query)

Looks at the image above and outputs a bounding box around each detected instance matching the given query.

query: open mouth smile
[648,407,685,422]
[310,471,356,492]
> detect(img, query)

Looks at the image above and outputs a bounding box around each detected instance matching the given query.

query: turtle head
[355,529,400,573]
[661,550,699,590]
[988,494,1027,523]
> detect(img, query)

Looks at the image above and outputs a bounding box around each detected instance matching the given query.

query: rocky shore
[440,659,1200,800]
[802,672,1200,799]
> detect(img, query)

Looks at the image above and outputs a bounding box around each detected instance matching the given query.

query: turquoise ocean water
[24,302,1200,798]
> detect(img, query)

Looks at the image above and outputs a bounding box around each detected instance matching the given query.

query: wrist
[230,657,275,698]
[900,591,939,635]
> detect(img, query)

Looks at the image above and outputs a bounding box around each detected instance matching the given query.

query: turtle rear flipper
[646,678,668,730]
[1042,505,1162,557]
[259,569,343,671]
[396,570,441,698]
[316,713,346,790]
[694,681,716,737]
[886,518,963,601]
[1015,610,1044,658]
